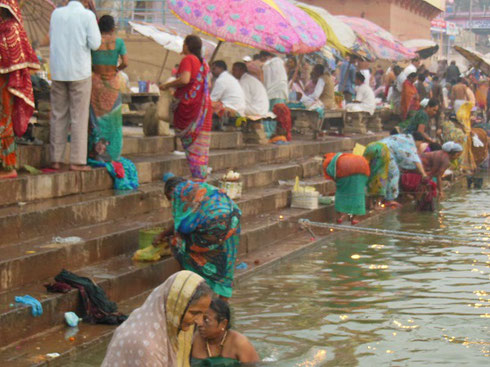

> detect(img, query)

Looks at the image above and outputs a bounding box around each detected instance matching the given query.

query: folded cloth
[15,295,43,317]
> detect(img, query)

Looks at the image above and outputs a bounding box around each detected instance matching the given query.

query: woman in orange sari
[400,72,420,120]
[0,0,39,179]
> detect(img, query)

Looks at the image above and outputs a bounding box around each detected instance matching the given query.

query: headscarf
[0,0,39,136]
[102,271,206,367]
[442,141,463,153]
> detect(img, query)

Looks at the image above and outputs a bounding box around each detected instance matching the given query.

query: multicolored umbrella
[168,0,326,55]
[19,0,55,45]
[402,39,439,59]
[294,1,355,56]
[338,16,416,61]
[454,46,490,76]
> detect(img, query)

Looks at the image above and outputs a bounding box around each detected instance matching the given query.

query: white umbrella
[402,39,439,59]
[129,21,217,81]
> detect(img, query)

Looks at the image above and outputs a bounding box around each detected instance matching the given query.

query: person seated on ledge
[297,64,336,110]
[346,72,376,115]
[191,298,260,366]
[231,62,269,117]
[210,60,245,130]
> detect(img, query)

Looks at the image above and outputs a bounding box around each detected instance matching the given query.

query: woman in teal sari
[88,15,138,190]
[323,153,370,225]
[155,174,241,300]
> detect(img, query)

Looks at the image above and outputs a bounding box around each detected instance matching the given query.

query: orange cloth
[323,153,370,180]
[400,80,419,120]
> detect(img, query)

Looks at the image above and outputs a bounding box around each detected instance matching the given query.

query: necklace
[206,330,228,358]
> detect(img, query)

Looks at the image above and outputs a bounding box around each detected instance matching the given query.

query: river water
[74,175,489,366]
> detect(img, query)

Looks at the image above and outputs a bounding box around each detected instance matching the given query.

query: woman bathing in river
[102,271,212,366]
[191,298,259,366]
[154,174,241,300]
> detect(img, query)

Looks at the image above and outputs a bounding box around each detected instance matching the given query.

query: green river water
[74,175,490,366]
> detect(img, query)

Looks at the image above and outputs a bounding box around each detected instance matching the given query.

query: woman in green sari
[363,142,391,208]
[155,174,241,300]
[323,153,370,225]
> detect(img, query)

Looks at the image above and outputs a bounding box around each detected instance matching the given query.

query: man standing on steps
[49,0,101,171]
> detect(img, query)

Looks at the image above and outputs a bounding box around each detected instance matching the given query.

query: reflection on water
[71,176,490,366]
[232,175,490,366]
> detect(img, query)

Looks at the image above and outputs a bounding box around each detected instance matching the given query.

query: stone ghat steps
[15,131,244,172]
[0,203,335,357]
[0,158,328,248]
[0,175,334,294]
[3,133,385,207]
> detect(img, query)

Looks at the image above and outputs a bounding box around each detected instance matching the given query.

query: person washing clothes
[323,153,370,225]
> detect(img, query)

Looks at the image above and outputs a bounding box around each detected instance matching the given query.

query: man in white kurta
[231,62,269,117]
[346,72,376,115]
[260,51,288,110]
[210,60,246,116]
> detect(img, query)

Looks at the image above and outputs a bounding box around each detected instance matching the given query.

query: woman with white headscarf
[420,142,463,199]
[101,271,212,367]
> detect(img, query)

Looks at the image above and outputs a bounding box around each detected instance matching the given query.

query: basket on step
[134,227,171,262]
[218,180,243,200]
[291,191,319,210]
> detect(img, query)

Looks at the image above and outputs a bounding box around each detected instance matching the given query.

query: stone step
[0,157,334,248]
[0,176,334,291]
[3,133,385,207]
[15,131,243,170]
[0,202,335,350]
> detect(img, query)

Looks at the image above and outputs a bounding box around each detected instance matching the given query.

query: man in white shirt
[348,72,376,115]
[260,51,288,110]
[210,60,246,116]
[49,0,101,171]
[396,57,421,93]
[231,62,269,117]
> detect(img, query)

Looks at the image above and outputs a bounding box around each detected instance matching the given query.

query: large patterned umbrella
[168,0,326,56]
[294,1,355,56]
[19,0,55,45]
[338,16,416,61]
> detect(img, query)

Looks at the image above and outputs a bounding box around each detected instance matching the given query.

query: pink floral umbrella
[168,0,326,57]
[338,16,416,61]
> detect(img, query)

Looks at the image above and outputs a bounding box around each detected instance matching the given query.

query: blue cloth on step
[88,157,139,190]
[15,295,43,317]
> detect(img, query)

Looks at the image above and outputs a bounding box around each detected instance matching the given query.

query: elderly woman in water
[154,173,241,300]
[191,298,260,366]
[102,271,212,367]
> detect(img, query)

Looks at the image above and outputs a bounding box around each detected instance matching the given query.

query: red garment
[0,0,39,137]
[173,54,212,132]
[112,161,125,178]
[272,103,292,141]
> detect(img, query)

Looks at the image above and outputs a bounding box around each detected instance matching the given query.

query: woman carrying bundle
[323,153,370,225]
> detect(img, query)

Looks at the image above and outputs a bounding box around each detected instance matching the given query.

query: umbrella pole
[156,49,170,82]
[210,41,223,63]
